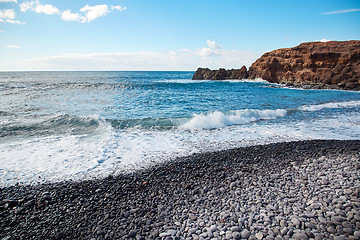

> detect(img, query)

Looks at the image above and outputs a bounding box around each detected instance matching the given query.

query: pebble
[159,232,170,237]
[333,236,346,240]
[0,140,359,240]
[327,227,336,234]
[255,232,264,239]
[280,220,287,227]
[305,229,315,238]
[291,217,300,226]
[292,233,309,240]
[167,229,177,236]
[241,229,251,239]
[209,225,217,232]
[304,222,314,229]
[318,216,327,223]
[230,226,240,232]
[232,232,241,239]
[342,221,352,228]
[128,230,136,238]
[280,227,288,235]
[188,228,197,234]
[225,231,232,239]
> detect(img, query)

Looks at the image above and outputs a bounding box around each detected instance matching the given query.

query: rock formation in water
[193,40,360,90]
[192,66,249,80]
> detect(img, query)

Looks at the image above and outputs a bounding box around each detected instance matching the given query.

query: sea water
[1,71,359,187]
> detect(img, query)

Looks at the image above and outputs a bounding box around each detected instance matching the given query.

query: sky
[0,0,359,71]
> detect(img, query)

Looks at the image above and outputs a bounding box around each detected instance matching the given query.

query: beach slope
[1,140,360,239]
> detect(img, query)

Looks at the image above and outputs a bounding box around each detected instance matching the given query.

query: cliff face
[192,40,360,90]
[248,40,360,90]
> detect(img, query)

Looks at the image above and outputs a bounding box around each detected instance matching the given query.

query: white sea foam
[0,119,195,187]
[222,78,270,84]
[300,100,360,111]
[180,109,287,130]
[1,110,360,187]
[154,79,204,84]
[157,78,270,84]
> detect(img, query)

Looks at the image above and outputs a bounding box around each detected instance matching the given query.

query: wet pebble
[0,140,359,240]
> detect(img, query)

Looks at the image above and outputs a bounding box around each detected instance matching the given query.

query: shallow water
[1,71,359,186]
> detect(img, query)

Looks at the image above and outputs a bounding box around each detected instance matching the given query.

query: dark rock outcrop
[192,66,249,80]
[193,40,360,90]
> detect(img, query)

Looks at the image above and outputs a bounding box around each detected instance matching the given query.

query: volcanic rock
[192,66,249,80]
[248,40,360,90]
[193,40,360,90]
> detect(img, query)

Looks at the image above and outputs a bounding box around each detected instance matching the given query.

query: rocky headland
[1,140,360,239]
[193,40,360,90]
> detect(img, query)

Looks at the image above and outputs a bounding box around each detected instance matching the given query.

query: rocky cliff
[193,40,360,90]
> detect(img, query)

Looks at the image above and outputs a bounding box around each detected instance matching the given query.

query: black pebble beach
[1,140,360,240]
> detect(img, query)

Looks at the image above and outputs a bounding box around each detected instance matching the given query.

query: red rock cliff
[248,40,360,90]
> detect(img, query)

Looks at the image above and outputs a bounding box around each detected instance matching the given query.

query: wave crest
[300,100,360,111]
[181,109,287,130]
[0,114,100,138]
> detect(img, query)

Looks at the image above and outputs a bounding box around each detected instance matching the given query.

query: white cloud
[61,5,111,23]
[194,40,223,57]
[0,29,4,32]
[316,39,332,42]
[20,0,60,15]
[0,9,24,24]
[7,44,21,48]
[20,2,127,23]
[19,1,36,12]
[63,4,127,23]
[111,5,126,12]
[61,10,82,22]
[6,19,24,24]
[80,4,109,22]
[207,39,222,49]
[34,3,60,15]
[21,40,260,71]
[0,9,15,19]
[0,0,17,2]
[321,8,360,15]
[197,47,219,57]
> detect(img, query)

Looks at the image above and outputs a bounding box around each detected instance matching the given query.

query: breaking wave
[300,100,360,111]
[181,109,287,130]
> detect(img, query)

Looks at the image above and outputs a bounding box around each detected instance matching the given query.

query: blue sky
[0,0,359,71]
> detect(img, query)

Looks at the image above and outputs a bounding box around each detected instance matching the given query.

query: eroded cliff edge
[193,40,360,90]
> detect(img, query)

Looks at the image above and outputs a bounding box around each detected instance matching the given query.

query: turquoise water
[1,71,360,186]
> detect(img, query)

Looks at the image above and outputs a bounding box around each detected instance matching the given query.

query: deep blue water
[1,71,359,186]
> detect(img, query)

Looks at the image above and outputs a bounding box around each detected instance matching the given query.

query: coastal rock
[248,40,360,90]
[193,40,360,90]
[192,66,249,80]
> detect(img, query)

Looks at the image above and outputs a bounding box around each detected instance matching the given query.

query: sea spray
[181,109,287,130]
[300,100,360,111]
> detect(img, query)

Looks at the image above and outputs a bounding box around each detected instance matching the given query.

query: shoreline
[1,139,360,239]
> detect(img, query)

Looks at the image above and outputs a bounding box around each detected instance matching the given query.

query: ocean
[1,71,359,187]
